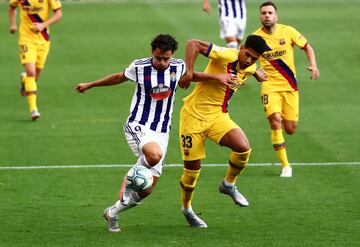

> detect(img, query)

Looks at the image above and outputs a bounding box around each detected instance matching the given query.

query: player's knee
[284,128,295,135]
[229,149,251,168]
[25,70,36,78]
[145,150,163,166]
[180,168,201,191]
[283,123,297,135]
[268,114,282,130]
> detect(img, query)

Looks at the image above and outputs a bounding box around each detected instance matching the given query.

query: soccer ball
[126,165,153,192]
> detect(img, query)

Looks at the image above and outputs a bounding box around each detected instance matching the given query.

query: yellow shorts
[261,91,299,121]
[179,108,239,161]
[19,42,50,69]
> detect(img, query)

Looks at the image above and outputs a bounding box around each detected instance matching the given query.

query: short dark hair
[244,35,267,55]
[151,34,178,53]
[260,1,277,11]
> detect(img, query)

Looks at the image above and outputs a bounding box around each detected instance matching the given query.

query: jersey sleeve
[49,0,62,10]
[124,61,137,82]
[290,26,308,49]
[180,60,186,76]
[248,63,257,75]
[9,0,19,8]
[207,44,229,61]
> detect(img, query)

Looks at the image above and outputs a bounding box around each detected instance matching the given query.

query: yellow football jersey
[183,44,257,120]
[253,24,308,93]
[10,0,62,44]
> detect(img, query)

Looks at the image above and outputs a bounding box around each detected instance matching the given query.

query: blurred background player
[253,1,320,177]
[179,35,267,228]
[203,0,247,49]
[76,34,233,232]
[9,0,62,121]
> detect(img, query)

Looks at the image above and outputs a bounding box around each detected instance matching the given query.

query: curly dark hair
[151,34,178,53]
[244,35,268,55]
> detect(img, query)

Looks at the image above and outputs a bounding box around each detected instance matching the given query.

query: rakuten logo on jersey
[263,50,287,60]
[150,84,172,100]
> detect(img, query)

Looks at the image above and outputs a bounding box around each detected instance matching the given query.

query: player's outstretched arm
[76,72,128,93]
[9,6,17,33]
[303,44,320,80]
[203,0,211,13]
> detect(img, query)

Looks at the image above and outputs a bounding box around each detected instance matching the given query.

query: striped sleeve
[124,61,137,82]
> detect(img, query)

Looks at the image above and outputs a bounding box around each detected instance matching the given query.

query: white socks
[223,179,235,187]
[108,189,143,217]
[227,41,239,49]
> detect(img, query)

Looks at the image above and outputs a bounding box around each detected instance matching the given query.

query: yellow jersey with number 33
[183,44,257,120]
[253,24,307,93]
[10,0,62,44]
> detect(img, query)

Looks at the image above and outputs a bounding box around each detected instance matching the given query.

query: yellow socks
[24,76,38,112]
[271,129,289,168]
[225,149,251,185]
[180,168,200,209]
[27,94,37,113]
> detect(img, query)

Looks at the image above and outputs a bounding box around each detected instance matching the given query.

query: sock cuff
[227,41,238,49]
[24,76,37,92]
[271,129,285,144]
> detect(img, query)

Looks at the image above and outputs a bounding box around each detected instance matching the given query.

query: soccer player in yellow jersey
[179,35,267,228]
[9,0,62,120]
[253,2,320,177]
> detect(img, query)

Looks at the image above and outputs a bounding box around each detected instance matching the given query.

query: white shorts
[219,17,247,40]
[124,122,169,176]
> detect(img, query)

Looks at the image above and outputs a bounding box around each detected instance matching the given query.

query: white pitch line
[0,162,359,170]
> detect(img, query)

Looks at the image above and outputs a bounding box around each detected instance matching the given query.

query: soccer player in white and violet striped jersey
[76,34,235,232]
[203,0,247,49]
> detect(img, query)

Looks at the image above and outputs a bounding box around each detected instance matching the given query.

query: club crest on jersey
[279,39,286,45]
[170,72,177,82]
[150,83,172,100]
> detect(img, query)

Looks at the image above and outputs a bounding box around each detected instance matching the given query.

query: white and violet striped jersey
[218,0,246,19]
[124,57,185,133]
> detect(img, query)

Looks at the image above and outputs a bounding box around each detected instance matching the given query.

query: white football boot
[103,207,121,232]
[31,110,41,121]
[182,208,207,228]
[219,181,249,207]
[280,166,292,178]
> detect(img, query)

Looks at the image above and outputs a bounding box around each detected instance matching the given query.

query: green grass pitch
[0,1,360,246]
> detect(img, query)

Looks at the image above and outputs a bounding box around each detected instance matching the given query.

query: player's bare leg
[282,120,298,135]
